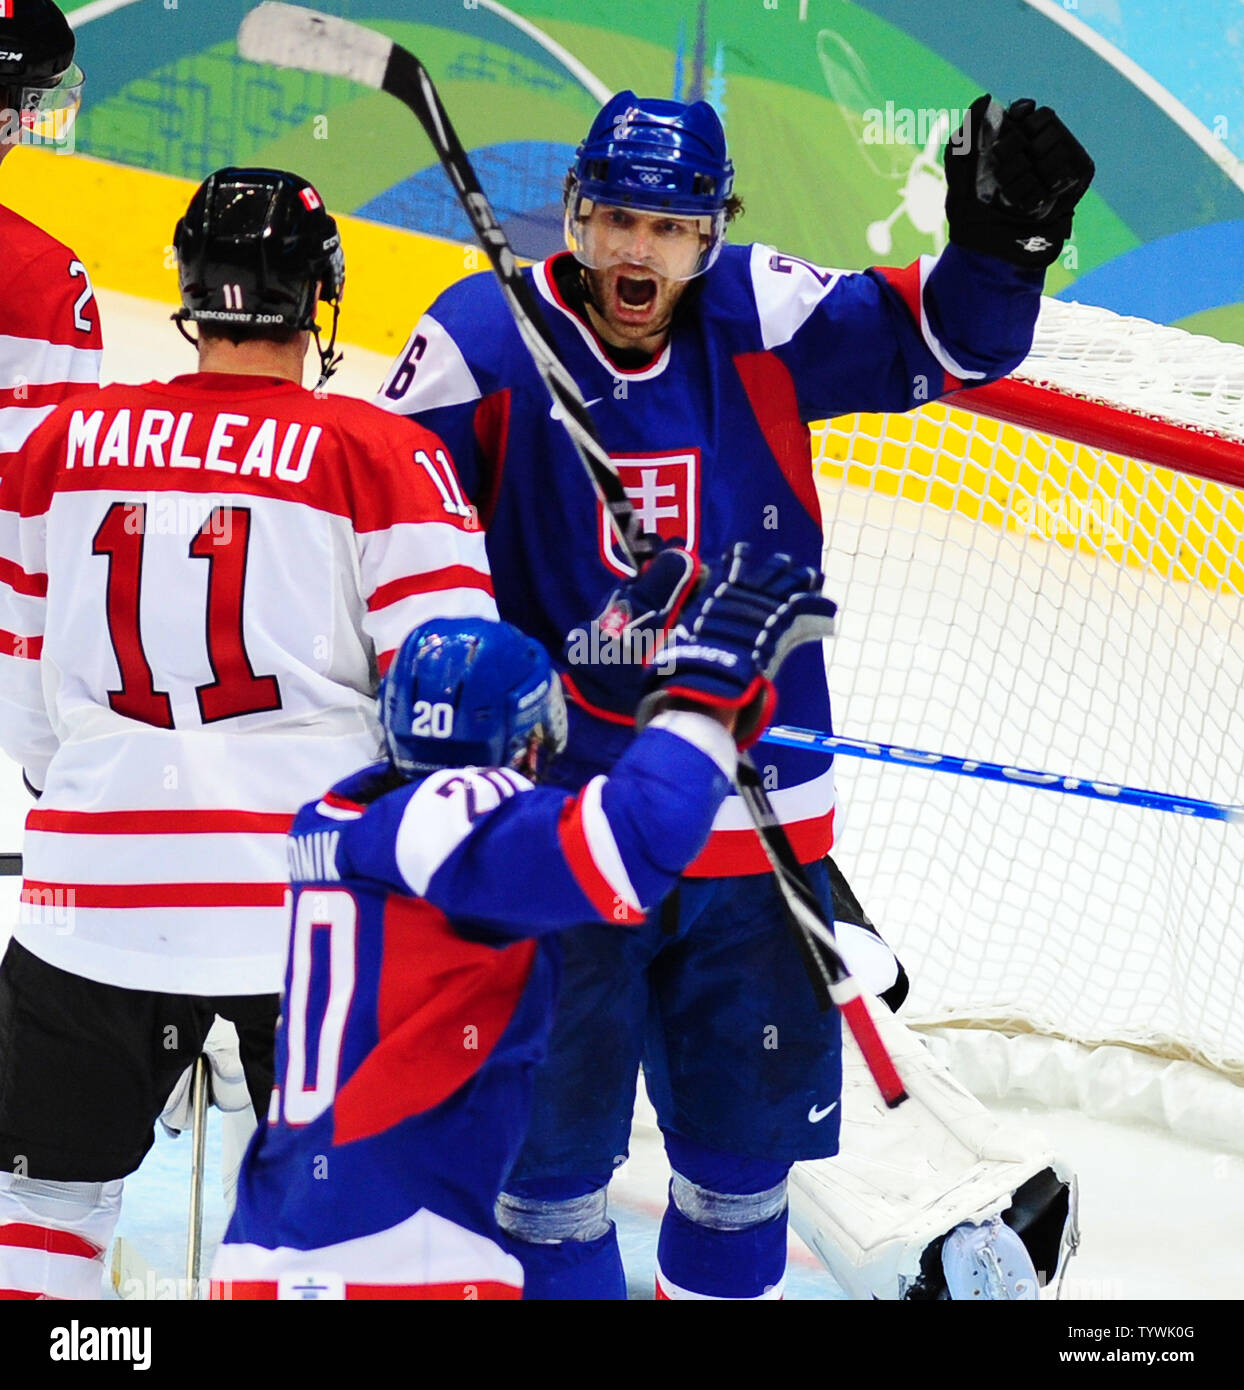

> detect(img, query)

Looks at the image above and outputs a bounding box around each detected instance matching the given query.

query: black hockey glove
[639,543,838,749]
[561,544,705,720]
[945,94,1095,269]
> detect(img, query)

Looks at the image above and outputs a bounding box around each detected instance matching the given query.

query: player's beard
[582,264,689,353]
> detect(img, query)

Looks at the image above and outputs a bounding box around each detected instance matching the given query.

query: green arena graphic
[55,0,1244,342]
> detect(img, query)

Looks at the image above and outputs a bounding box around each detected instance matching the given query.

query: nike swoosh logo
[808,1101,839,1123]
[549,397,602,419]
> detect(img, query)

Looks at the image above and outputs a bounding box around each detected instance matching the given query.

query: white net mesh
[810,299,1244,1080]
[1017,299,1244,443]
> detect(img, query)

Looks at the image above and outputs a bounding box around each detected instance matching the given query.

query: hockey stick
[239,4,647,572]
[0,852,20,875]
[762,724,1244,825]
[237,2,906,1108]
[185,1054,210,1299]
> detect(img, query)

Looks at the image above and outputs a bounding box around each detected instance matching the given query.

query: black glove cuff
[947,203,1072,269]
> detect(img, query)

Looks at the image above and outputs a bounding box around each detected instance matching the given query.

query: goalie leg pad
[787,1002,1078,1299]
[0,1171,122,1299]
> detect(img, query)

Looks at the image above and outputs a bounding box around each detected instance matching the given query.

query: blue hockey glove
[945,94,1094,268]
[639,543,838,749]
[561,545,705,720]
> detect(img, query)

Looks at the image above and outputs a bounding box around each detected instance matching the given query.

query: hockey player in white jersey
[0,0,101,479]
[0,166,493,1299]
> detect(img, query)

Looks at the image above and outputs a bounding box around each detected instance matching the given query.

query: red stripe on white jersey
[26,808,292,835]
[0,554,47,598]
[0,1223,102,1260]
[0,628,41,658]
[0,1222,107,1300]
[367,564,494,612]
[21,879,288,909]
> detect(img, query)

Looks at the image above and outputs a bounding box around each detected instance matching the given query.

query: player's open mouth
[615,275,657,316]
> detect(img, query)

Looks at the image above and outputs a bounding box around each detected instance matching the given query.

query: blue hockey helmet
[565,90,734,279]
[380,619,568,779]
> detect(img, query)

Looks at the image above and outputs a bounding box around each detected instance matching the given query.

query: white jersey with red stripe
[0,202,102,472]
[379,245,1043,874]
[213,708,737,1299]
[0,372,494,994]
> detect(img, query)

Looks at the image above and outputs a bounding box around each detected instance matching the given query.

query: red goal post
[811,298,1244,1143]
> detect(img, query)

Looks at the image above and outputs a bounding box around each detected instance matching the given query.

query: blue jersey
[211,710,736,1298]
[377,245,1041,875]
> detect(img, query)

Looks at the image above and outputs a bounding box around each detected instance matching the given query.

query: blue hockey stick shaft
[760,725,1244,825]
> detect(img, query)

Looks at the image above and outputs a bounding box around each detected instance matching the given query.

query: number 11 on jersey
[92,501,283,727]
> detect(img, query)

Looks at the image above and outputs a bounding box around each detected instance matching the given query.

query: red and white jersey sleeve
[348,421,494,674]
[0,374,493,995]
[0,205,102,477]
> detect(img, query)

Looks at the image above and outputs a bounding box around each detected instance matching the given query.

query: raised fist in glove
[945,94,1094,268]
[561,544,704,719]
[639,543,838,749]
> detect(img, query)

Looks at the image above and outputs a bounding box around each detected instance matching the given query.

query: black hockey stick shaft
[237,4,905,1106]
[382,45,651,567]
[239,5,646,568]
[0,852,20,876]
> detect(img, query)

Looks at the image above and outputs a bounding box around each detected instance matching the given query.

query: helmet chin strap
[311,300,344,391]
[171,311,198,351]
[312,299,344,391]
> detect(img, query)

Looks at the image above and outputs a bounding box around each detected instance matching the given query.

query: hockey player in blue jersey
[210,545,837,1299]
[378,93,1093,1300]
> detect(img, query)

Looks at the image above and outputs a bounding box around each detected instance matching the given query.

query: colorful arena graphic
[22,0,1244,347]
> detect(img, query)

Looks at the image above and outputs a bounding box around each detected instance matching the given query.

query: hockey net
[811,298,1244,1144]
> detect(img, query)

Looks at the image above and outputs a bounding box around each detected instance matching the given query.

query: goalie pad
[788,1000,1078,1300]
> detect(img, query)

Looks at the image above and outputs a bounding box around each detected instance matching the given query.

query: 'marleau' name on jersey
[64,408,321,481]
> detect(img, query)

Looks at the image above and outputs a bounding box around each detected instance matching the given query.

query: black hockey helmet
[173,167,346,387]
[0,0,83,143]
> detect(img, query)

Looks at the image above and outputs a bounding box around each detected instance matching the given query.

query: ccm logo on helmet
[411,700,454,739]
